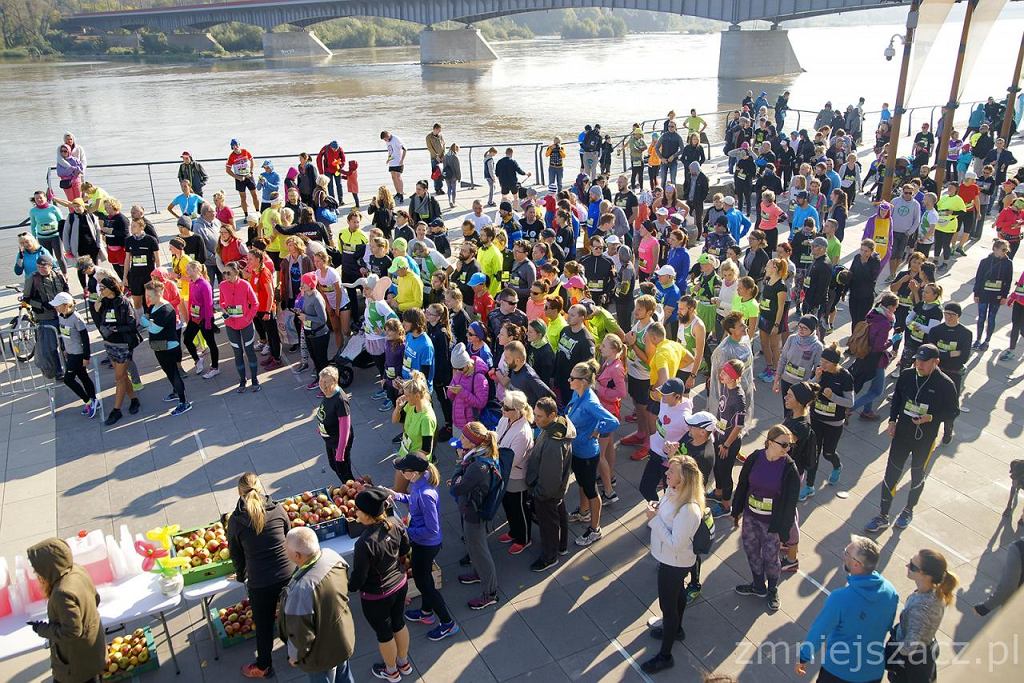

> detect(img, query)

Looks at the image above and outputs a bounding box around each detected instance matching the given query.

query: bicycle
[4,284,37,362]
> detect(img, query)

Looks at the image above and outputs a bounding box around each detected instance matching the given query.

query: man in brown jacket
[426,123,446,195]
[277,527,356,683]
[27,538,105,683]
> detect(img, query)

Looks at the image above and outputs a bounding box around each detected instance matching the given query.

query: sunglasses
[771,439,793,449]
[569,375,587,381]
[907,559,920,573]
[501,404,516,412]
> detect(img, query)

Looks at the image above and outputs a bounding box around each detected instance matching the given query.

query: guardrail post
[468,148,476,188]
[147,164,158,214]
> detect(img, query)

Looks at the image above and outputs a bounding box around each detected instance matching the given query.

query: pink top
[187,276,215,329]
[218,278,258,330]
[594,358,627,413]
[638,236,659,275]
[216,205,234,228]
[1009,272,1024,308]
[759,202,784,230]
[526,298,546,322]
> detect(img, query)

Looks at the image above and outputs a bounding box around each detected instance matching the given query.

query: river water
[1,19,1022,224]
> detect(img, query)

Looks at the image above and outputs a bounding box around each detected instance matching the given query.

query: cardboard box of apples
[210,598,258,648]
[102,627,158,680]
[170,521,235,586]
[278,476,374,541]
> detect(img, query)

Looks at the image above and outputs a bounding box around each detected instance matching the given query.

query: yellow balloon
[145,524,180,551]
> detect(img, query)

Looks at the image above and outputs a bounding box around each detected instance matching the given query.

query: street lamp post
[1000,33,1024,141]
[881,0,921,202]
[933,0,980,188]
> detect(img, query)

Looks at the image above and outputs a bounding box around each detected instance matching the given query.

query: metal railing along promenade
[2,99,984,229]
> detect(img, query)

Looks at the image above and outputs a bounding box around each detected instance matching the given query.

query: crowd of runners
[15,94,1024,683]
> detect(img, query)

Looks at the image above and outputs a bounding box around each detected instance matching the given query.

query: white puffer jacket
[648,495,701,568]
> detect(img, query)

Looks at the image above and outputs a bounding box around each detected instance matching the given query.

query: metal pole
[882,0,921,202]
[1000,32,1024,141]
[933,0,979,188]
[146,164,158,214]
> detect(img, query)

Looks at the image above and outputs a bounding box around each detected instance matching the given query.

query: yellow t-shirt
[261,207,284,253]
[935,195,967,234]
[172,252,192,300]
[871,217,891,260]
[648,339,692,387]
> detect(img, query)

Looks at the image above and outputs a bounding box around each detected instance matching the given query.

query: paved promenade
[1,142,1022,682]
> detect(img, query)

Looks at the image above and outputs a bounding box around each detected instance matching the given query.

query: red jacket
[317,145,346,175]
[248,268,275,313]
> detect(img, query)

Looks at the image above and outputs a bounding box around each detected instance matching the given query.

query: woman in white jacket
[497,390,535,556]
[642,455,704,675]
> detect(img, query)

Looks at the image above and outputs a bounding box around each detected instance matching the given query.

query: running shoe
[575,526,602,547]
[710,501,732,518]
[497,533,514,544]
[625,413,638,423]
[427,621,459,641]
[767,587,781,611]
[827,467,842,486]
[306,380,319,390]
[289,343,299,353]
[258,343,271,356]
[530,558,558,572]
[397,660,413,676]
[457,572,481,585]
[370,663,401,682]
[600,490,619,505]
[864,514,890,534]
[104,409,123,426]
[202,367,221,379]
[972,340,982,350]
[87,399,100,419]
[894,508,914,530]
[171,402,193,416]
[195,356,206,375]
[621,432,646,446]
[568,508,591,523]
[236,382,247,394]
[131,382,144,392]
[508,542,531,555]
[128,398,141,415]
[404,609,436,625]
[379,400,395,412]
[240,663,274,679]
[979,341,989,351]
[1000,349,1015,361]
[162,392,179,403]
[798,484,816,501]
[734,583,768,598]
[780,557,799,573]
[292,361,309,374]
[372,389,388,400]
[942,431,952,445]
[80,403,92,416]
[629,446,650,461]
[468,593,498,610]
[251,382,262,393]
[640,654,675,674]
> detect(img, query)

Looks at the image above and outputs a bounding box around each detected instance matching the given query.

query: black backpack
[691,506,716,555]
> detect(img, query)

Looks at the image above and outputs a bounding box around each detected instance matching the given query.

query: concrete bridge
[63,0,917,77]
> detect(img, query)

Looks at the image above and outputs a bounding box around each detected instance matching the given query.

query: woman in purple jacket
[851,292,898,420]
[385,452,458,642]
[183,260,220,378]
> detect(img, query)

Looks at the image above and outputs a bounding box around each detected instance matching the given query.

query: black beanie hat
[355,487,389,517]
[790,381,816,406]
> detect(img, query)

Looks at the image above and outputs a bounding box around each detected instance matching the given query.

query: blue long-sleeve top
[791,205,820,236]
[666,247,690,292]
[798,571,899,683]
[726,208,751,242]
[566,387,620,459]
[391,476,443,546]
[258,170,281,204]
[586,199,602,237]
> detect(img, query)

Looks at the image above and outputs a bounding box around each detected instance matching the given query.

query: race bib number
[190,304,200,318]
[984,280,1001,292]
[814,399,837,416]
[60,325,71,337]
[226,305,243,318]
[303,319,312,330]
[904,400,929,419]
[131,255,148,268]
[105,310,116,323]
[759,298,771,311]
[784,362,806,379]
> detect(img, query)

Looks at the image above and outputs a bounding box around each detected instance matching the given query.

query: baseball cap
[467,272,488,287]
[724,196,736,206]
[428,218,445,227]
[36,254,54,266]
[655,207,669,217]
[565,275,587,289]
[229,138,239,147]
[49,292,74,308]
[392,237,408,252]
[655,265,677,278]
[180,151,191,158]
[669,214,684,225]
[696,253,719,266]
[659,378,686,395]
[685,411,721,433]
[392,453,429,472]
[795,190,809,199]
[914,344,940,361]
[964,171,977,180]
[943,302,962,316]
[605,235,621,245]
[388,256,409,273]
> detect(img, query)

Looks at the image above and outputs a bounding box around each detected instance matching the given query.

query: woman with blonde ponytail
[890,548,959,682]
[227,473,292,679]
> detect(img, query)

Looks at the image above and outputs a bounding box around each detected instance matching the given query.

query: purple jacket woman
[449,351,489,433]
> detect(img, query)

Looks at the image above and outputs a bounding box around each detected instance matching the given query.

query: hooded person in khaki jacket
[27,538,105,683]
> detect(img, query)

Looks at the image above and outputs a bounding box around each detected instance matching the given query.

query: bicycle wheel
[10,317,35,362]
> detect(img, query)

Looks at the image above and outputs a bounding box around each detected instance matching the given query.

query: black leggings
[307,332,330,374]
[933,230,954,263]
[764,227,779,253]
[63,353,95,403]
[713,437,742,501]
[183,321,219,368]
[325,435,354,484]
[410,542,452,623]
[38,235,66,274]
[735,180,753,214]
[248,579,287,671]
[154,347,186,403]
[253,312,281,359]
[807,419,843,487]
[631,164,644,190]
[361,583,408,643]
[880,430,938,517]
[639,455,667,503]
[501,490,532,545]
[656,562,692,656]
[1010,303,1024,350]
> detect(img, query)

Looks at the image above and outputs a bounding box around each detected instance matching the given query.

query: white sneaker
[202,367,221,379]
[195,356,206,375]
[258,343,271,356]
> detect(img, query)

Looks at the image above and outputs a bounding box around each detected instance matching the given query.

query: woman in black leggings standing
[141,281,191,416]
[182,260,220,378]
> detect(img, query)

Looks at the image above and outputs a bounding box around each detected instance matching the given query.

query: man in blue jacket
[796,535,899,683]
[724,196,752,242]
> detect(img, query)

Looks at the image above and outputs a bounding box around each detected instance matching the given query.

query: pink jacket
[187,276,215,329]
[219,278,258,330]
[594,358,627,415]
[449,356,490,431]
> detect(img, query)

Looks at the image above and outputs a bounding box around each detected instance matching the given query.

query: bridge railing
[15,99,986,229]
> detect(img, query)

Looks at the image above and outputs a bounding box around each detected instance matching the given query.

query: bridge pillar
[420,27,497,65]
[102,33,141,51]
[263,30,333,59]
[718,26,803,80]
[166,32,222,54]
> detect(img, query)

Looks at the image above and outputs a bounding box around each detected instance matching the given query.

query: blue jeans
[977,299,1000,342]
[307,661,353,683]
[659,160,679,188]
[851,365,886,414]
[549,166,564,191]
